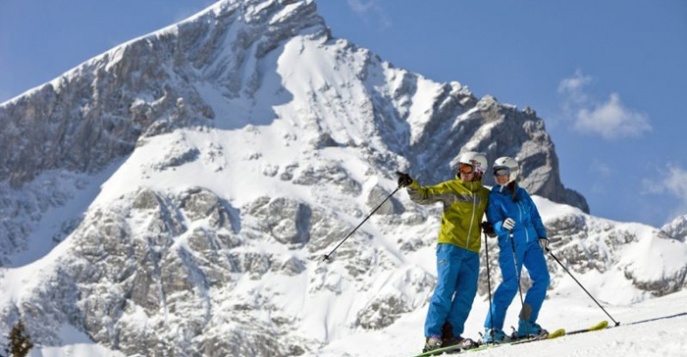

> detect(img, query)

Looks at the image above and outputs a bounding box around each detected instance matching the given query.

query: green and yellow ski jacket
[407,177,489,253]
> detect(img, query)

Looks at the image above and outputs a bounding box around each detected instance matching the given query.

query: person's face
[494,167,510,185]
[495,174,509,185]
[458,163,476,182]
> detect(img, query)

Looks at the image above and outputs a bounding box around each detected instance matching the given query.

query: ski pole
[547,250,620,326]
[509,231,529,337]
[483,230,495,342]
[322,185,401,262]
[509,231,526,308]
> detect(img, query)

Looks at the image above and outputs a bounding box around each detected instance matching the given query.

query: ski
[410,321,606,356]
[507,328,565,346]
[524,320,607,343]
[411,344,462,357]
[565,320,609,336]
[509,320,607,346]
[411,330,560,356]
[411,338,482,357]
[547,328,567,339]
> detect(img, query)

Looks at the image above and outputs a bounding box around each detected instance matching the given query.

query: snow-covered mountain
[662,214,687,242]
[0,0,685,356]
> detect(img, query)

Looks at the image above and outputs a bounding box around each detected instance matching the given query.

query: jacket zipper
[466,182,476,249]
[516,196,530,243]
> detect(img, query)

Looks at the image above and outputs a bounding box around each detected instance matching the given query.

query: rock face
[663,214,687,242]
[1,0,683,356]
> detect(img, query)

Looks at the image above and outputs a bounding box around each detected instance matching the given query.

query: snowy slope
[320,290,687,357]
[12,258,687,356]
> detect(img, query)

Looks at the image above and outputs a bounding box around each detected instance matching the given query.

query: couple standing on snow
[396,151,551,353]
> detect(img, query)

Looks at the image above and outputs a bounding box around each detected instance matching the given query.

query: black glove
[481,221,496,237]
[396,171,413,187]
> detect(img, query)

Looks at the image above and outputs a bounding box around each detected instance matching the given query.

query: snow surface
[316,290,687,357]
[16,281,687,356]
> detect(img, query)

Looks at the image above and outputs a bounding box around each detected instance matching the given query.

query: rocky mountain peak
[0,0,324,188]
[663,214,687,242]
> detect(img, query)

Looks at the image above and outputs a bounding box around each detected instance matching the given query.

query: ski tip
[594,320,609,330]
[548,328,566,339]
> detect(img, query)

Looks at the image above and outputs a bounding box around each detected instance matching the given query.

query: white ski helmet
[457,151,488,176]
[492,156,519,184]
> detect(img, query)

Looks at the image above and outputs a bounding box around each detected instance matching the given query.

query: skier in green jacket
[397,151,490,353]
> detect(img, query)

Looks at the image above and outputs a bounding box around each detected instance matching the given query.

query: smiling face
[493,166,511,186]
[458,163,477,182]
[495,172,509,185]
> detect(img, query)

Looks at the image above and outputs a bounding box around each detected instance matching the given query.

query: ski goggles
[493,167,511,176]
[458,163,475,174]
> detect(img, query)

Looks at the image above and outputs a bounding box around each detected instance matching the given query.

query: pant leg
[485,236,524,329]
[522,241,550,323]
[425,243,461,337]
[446,249,479,337]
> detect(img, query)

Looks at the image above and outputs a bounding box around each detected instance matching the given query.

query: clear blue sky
[1,0,686,228]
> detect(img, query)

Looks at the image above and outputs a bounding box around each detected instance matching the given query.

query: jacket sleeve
[407,180,454,206]
[486,193,509,236]
[525,192,547,238]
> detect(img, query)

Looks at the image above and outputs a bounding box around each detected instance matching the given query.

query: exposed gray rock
[247,196,311,246]
[293,163,362,196]
[366,185,403,215]
[178,187,238,231]
[307,208,355,253]
[624,264,687,296]
[132,188,162,210]
[662,214,687,242]
[356,294,409,329]
[275,256,307,275]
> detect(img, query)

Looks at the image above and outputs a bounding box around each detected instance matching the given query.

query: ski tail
[411,344,461,357]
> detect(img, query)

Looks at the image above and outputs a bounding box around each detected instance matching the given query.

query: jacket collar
[456,177,483,191]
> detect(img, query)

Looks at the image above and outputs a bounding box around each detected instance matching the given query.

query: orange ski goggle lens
[459,163,474,174]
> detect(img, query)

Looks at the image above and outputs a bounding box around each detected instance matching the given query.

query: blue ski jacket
[486,184,547,241]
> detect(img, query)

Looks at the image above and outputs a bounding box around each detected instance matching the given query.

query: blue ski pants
[485,236,550,329]
[425,243,479,338]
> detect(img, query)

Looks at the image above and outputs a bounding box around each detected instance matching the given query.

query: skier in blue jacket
[483,156,551,343]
